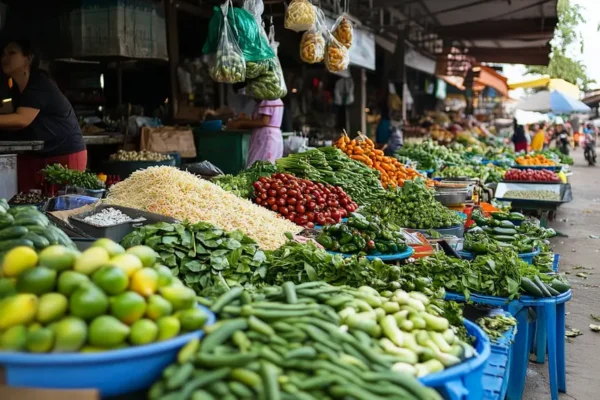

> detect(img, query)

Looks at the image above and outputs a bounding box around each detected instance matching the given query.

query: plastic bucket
[0,306,215,397]
[420,319,491,400]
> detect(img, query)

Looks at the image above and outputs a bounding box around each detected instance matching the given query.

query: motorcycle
[584,136,597,166]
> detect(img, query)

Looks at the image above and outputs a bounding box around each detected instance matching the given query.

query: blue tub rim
[459,247,540,260]
[419,319,491,385]
[326,246,414,261]
[0,305,215,365]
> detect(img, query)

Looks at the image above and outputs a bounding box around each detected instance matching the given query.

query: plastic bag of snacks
[332,14,353,49]
[247,58,287,100]
[284,0,316,32]
[207,1,246,83]
[299,6,326,63]
[325,35,349,72]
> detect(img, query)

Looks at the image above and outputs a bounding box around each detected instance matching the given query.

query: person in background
[571,116,581,148]
[531,123,546,152]
[0,40,86,192]
[384,122,403,156]
[375,106,391,147]
[227,97,284,167]
[511,118,528,153]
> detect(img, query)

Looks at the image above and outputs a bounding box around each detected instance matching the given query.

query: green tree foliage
[527,0,594,89]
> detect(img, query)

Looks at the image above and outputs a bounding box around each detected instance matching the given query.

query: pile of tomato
[252,173,359,227]
[504,168,560,182]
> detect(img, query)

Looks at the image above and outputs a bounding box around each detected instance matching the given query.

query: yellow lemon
[109,254,143,277]
[130,268,159,297]
[74,247,110,275]
[0,325,28,351]
[2,246,38,277]
[92,238,125,257]
[0,294,38,330]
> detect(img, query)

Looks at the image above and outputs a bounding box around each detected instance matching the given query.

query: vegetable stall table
[0,141,44,199]
[494,183,573,227]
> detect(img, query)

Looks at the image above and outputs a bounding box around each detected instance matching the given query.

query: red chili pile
[253,173,359,228]
[504,168,560,182]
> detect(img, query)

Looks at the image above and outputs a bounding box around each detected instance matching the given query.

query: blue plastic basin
[420,319,491,400]
[0,305,215,397]
[459,247,540,264]
[326,246,414,261]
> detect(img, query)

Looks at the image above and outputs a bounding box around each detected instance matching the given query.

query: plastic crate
[482,351,510,400]
[420,319,491,400]
[0,306,215,398]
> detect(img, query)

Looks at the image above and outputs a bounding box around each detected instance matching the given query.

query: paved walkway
[523,150,600,399]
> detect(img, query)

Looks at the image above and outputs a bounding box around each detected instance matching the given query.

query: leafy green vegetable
[212,161,279,198]
[121,221,268,296]
[42,164,104,190]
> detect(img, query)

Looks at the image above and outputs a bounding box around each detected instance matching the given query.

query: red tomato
[296,204,306,214]
[279,206,289,215]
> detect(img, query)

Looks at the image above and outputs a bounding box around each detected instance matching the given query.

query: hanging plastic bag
[243,0,264,26]
[247,58,287,100]
[325,35,349,73]
[207,1,246,83]
[203,3,274,63]
[246,59,271,79]
[332,15,353,49]
[284,0,316,32]
[299,6,326,64]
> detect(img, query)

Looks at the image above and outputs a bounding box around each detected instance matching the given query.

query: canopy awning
[508,77,580,98]
[516,90,591,114]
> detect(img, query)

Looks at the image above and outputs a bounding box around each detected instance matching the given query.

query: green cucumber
[13,217,48,228]
[0,226,28,241]
[492,227,518,235]
[508,212,525,221]
[492,235,517,242]
[0,238,34,252]
[546,285,560,296]
[0,213,14,229]
[491,212,510,220]
[533,275,551,297]
[499,220,515,228]
[22,232,50,249]
[521,277,544,297]
[550,279,571,293]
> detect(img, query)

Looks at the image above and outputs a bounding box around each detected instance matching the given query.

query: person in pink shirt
[227,99,284,167]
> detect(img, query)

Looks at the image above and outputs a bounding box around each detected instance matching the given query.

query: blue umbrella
[516,90,591,114]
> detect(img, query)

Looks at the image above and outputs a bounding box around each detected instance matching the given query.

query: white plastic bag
[299,6,326,64]
[331,14,353,49]
[325,35,349,73]
[208,0,246,83]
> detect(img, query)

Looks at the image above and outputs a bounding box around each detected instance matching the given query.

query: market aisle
[524,150,600,399]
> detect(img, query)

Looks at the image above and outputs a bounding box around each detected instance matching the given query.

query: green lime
[36,293,68,324]
[154,265,173,288]
[52,316,87,352]
[26,327,55,353]
[130,268,158,297]
[92,238,125,257]
[57,271,90,296]
[0,278,16,299]
[110,291,147,325]
[16,266,57,295]
[69,285,109,321]
[129,319,158,346]
[89,315,130,347]
[159,285,196,311]
[38,245,77,272]
[74,247,110,275]
[0,294,38,330]
[126,246,158,268]
[146,295,173,320]
[28,322,42,332]
[92,266,129,295]
[178,308,208,331]
[156,316,180,341]
[0,325,27,351]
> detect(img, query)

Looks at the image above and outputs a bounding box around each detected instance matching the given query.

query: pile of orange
[515,154,556,166]
[334,133,433,188]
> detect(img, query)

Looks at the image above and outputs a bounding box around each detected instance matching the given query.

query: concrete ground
[523,150,600,399]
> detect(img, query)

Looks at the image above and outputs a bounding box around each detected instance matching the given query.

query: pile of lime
[0,239,208,353]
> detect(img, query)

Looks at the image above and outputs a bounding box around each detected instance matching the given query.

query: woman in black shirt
[0,40,87,192]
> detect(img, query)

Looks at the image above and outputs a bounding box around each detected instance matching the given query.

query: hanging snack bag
[247,58,287,100]
[332,15,353,49]
[325,35,349,72]
[207,2,246,83]
[299,6,326,63]
[284,0,316,32]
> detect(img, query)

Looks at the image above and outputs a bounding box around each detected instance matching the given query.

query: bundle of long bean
[276,147,384,206]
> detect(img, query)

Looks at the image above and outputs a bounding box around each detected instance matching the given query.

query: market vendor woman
[1,40,86,192]
[227,97,284,167]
